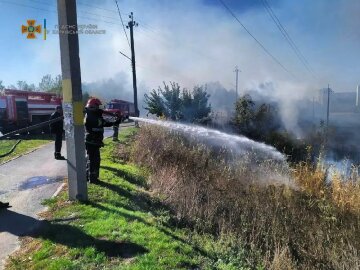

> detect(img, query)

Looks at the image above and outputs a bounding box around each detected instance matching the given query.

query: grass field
[6,128,250,270]
[0,136,52,164]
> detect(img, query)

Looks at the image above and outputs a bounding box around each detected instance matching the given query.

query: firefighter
[50,105,65,160]
[0,201,10,209]
[112,122,119,141]
[84,98,121,183]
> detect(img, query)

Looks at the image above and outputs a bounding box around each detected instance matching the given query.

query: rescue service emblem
[21,20,42,39]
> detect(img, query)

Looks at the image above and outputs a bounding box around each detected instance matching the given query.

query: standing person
[84,98,120,183]
[50,105,65,160]
[112,123,119,141]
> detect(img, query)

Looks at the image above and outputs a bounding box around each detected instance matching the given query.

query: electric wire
[27,0,121,21]
[114,0,131,49]
[0,0,124,27]
[218,0,295,77]
[28,0,130,15]
[261,0,315,76]
[78,1,119,14]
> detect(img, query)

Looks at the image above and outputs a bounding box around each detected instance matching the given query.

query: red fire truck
[104,99,136,120]
[0,89,62,133]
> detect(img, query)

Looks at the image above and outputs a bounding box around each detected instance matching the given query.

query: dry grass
[293,161,360,213]
[129,125,360,269]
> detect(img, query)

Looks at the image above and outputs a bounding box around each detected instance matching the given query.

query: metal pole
[327,84,330,127]
[128,12,139,117]
[57,0,87,201]
[312,96,315,124]
[234,66,239,100]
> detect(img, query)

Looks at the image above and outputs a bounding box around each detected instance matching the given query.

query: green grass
[0,136,52,163]
[6,128,251,270]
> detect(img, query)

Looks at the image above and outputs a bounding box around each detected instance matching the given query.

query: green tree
[144,89,165,117]
[181,89,193,120]
[144,82,212,122]
[191,86,211,122]
[254,103,280,135]
[0,80,4,90]
[38,74,62,94]
[161,82,182,120]
[233,94,281,139]
[52,75,62,95]
[16,81,36,91]
[233,94,255,135]
[144,82,182,120]
[38,74,53,91]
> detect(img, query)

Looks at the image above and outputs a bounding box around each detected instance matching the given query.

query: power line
[78,1,117,13]
[218,0,295,77]
[139,22,162,36]
[29,0,131,21]
[0,0,123,27]
[77,1,118,14]
[0,0,54,14]
[77,5,120,21]
[114,0,131,49]
[261,0,315,76]
[26,0,127,26]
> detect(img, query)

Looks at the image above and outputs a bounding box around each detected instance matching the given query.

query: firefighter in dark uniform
[84,98,121,183]
[50,105,65,160]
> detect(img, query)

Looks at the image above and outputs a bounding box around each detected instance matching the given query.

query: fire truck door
[15,99,29,125]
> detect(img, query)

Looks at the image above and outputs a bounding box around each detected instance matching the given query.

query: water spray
[130,117,285,161]
[130,117,294,187]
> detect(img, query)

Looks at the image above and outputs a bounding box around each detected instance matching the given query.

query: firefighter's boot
[55,152,66,160]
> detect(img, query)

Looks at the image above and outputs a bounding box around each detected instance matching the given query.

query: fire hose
[0,117,63,159]
[0,139,22,158]
[0,113,130,158]
[0,117,64,140]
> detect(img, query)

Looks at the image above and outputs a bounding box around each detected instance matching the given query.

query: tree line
[0,74,63,93]
[144,81,281,135]
[144,81,313,162]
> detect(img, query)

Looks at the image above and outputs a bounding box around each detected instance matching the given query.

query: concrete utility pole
[234,66,240,100]
[127,12,139,117]
[327,84,330,127]
[312,96,315,123]
[57,0,87,201]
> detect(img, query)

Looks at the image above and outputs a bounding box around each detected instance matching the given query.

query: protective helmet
[86,98,102,109]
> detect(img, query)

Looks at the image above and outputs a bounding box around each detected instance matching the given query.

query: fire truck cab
[0,89,62,133]
[104,99,135,120]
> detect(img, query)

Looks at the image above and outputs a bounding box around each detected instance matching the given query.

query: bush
[231,95,310,162]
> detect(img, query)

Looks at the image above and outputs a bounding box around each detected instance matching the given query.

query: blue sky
[0,0,359,96]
